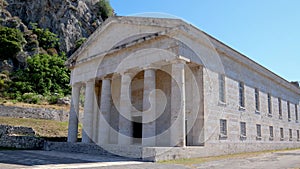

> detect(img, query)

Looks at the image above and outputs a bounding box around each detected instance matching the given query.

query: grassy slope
[1,101,70,111]
[0,116,82,138]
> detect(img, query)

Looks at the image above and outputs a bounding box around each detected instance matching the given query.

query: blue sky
[110,0,300,82]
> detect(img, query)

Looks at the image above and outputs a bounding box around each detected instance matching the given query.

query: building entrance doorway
[132,116,142,144]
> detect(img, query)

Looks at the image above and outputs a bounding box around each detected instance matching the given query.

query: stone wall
[0,125,44,149]
[44,142,142,159]
[0,105,69,121]
[44,142,107,155]
[0,125,35,136]
[202,67,300,144]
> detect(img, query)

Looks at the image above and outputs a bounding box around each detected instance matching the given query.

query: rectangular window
[219,74,226,103]
[297,130,300,141]
[295,104,298,122]
[280,128,284,140]
[269,126,274,140]
[256,124,261,140]
[255,88,260,111]
[289,129,293,141]
[239,82,245,108]
[278,98,282,119]
[240,122,246,139]
[287,101,291,121]
[219,119,227,139]
[267,93,272,116]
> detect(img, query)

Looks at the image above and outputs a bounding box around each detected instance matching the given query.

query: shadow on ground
[0,150,141,167]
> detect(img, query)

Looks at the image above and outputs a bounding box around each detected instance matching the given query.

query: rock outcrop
[0,0,106,72]
[3,0,103,55]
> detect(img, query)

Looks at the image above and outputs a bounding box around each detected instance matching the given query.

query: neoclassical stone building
[65,16,300,161]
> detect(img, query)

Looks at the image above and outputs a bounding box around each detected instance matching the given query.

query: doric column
[98,78,112,144]
[170,61,186,147]
[142,69,156,146]
[67,83,81,143]
[118,72,133,145]
[82,79,95,143]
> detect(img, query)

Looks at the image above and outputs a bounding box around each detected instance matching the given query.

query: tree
[0,26,25,60]
[10,53,70,96]
[30,23,59,51]
[97,0,114,20]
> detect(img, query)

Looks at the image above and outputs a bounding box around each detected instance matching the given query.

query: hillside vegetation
[0,0,114,104]
[0,26,71,104]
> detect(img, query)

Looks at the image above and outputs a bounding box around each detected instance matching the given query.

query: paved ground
[194,150,300,169]
[0,149,299,169]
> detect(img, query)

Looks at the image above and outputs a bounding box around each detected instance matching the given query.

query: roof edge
[65,16,300,95]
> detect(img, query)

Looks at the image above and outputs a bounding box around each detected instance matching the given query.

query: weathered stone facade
[64,16,300,161]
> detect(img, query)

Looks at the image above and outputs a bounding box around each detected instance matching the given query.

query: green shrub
[2,23,71,104]
[9,53,71,99]
[47,95,58,104]
[0,79,5,90]
[0,26,26,60]
[75,37,86,49]
[21,93,43,104]
[97,0,114,20]
[45,93,64,104]
[30,23,59,50]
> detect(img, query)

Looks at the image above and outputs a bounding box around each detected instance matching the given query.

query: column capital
[85,78,95,84]
[145,67,158,71]
[101,77,111,81]
[111,73,121,80]
[170,56,190,65]
[140,64,158,71]
[72,82,83,88]
[143,69,156,79]
[98,74,113,81]
[120,71,136,78]
[178,55,190,62]
[170,59,186,65]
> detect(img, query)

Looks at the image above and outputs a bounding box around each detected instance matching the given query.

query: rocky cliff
[1,0,103,55]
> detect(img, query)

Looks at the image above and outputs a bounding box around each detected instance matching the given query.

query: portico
[67,56,202,148]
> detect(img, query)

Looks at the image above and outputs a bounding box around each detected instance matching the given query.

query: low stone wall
[0,105,69,121]
[0,125,35,136]
[0,135,44,149]
[44,142,143,159]
[44,142,108,155]
[0,125,44,149]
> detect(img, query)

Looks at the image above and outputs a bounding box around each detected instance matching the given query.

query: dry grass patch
[2,101,70,111]
[159,148,300,166]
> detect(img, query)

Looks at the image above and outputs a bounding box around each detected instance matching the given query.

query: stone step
[44,142,143,160]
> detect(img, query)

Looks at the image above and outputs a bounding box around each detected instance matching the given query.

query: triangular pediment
[66,16,188,67]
